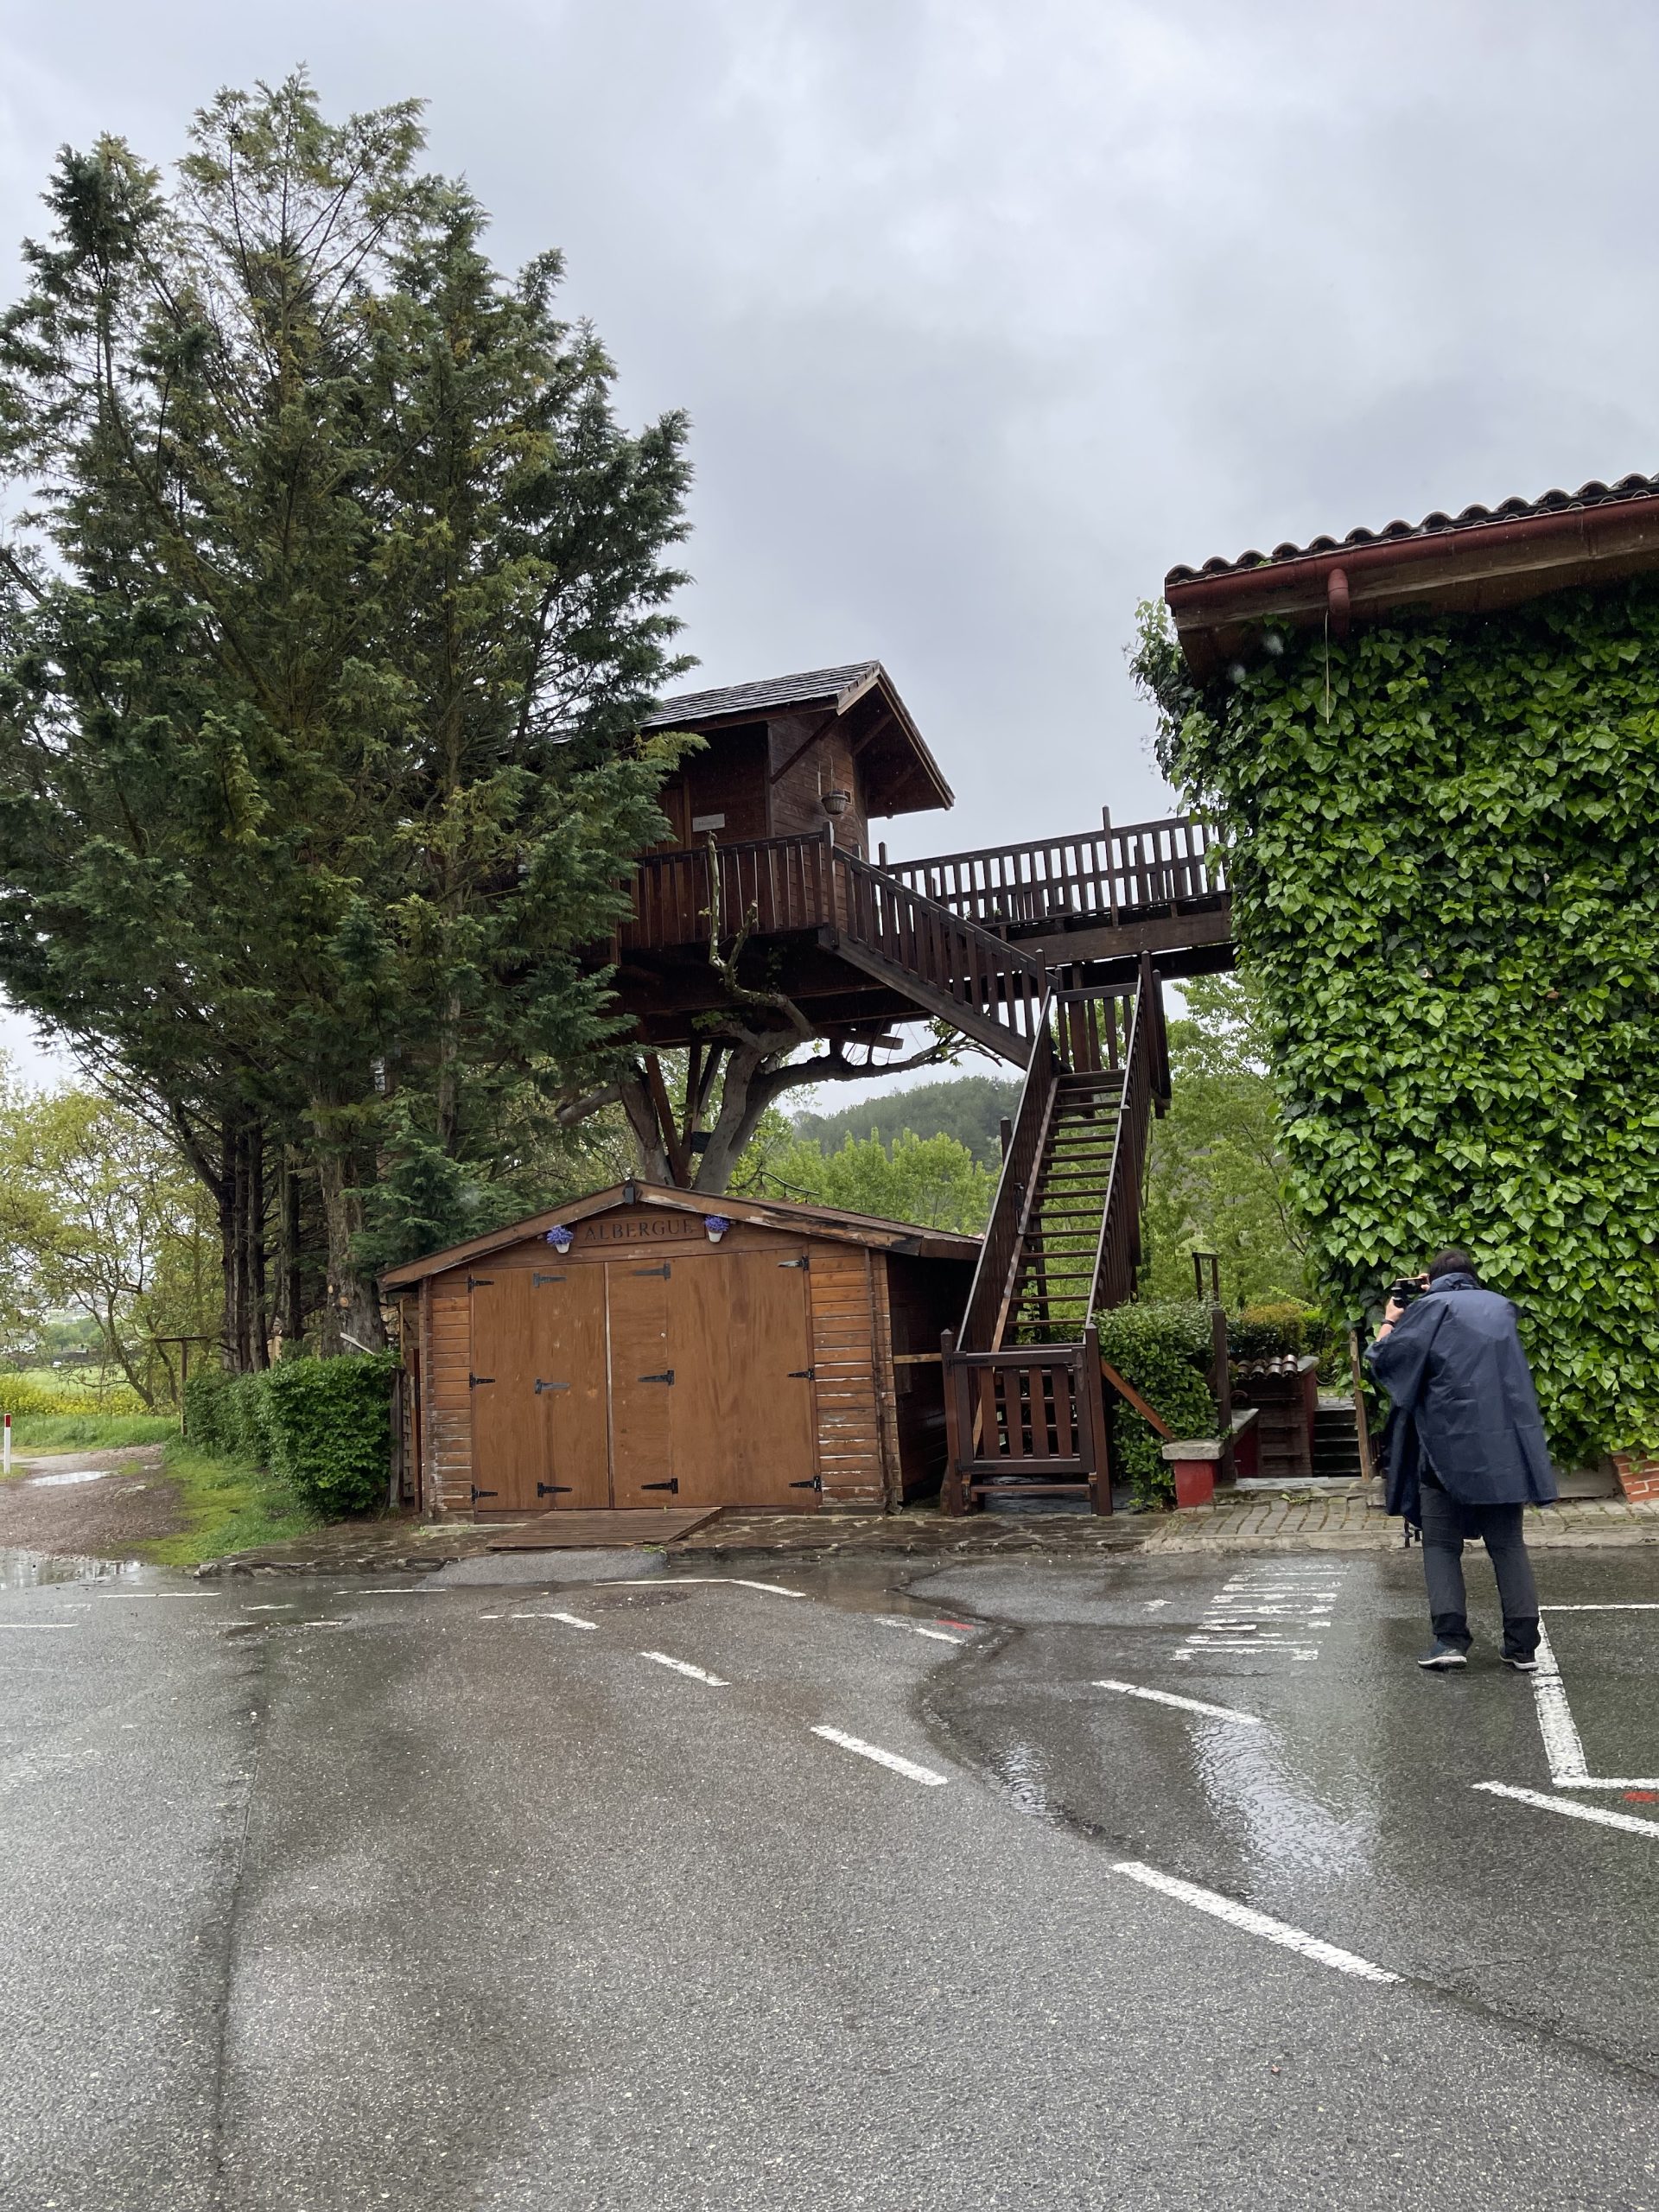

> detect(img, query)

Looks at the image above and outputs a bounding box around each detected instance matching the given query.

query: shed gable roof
[380,1180,981,1288]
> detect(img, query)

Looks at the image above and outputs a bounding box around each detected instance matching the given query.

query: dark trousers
[1419,1474,1539,1656]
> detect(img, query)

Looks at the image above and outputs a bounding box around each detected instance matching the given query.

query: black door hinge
[638,1369,674,1384]
[532,1271,566,1287]
[470,1485,498,1503]
[467,1275,494,1291]
[537,1482,572,1497]
[468,1372,496,1389]
[535,1379,569,1394]
[640,1478,680,1494]
[788,1368,815,1379]
[790,1474,823,1491]
[778,1255,810,1269]
[632,1262,671,1278]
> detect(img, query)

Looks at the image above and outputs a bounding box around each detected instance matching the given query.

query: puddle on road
[0,1548,146,1588]
[26,1470,109,1488]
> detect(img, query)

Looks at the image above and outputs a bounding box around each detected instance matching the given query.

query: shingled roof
[1163,470,1659,680]
[640,663,884,728]
[639,660,953,817]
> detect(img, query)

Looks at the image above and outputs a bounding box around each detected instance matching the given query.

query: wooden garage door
[607,1259,678,1506]
[529,1267,609,1510]
[468,1273,541,1513]
[670,1248,818,1508]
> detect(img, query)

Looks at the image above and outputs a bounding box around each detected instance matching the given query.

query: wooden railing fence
[880,815,1227,929]
[939,1327,1109,1513]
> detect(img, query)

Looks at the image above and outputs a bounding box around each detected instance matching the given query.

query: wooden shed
[382,1183,978,1519]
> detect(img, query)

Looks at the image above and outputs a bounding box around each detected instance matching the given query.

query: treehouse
[391,660,1238,1521]
[618,661,1233,1061]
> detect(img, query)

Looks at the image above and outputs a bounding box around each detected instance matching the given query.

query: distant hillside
[791,1072,1022,1165]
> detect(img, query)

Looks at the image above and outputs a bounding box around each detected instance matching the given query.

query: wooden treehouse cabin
[391,662,1236,1522]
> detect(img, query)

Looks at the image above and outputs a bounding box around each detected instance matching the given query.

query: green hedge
[183,1352,396,1517]
[1096,1300,1220,1509]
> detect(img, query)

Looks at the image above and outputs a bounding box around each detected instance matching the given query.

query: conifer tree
[0,75,690,1351]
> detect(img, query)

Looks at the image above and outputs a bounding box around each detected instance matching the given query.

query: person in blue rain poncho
[1367,1247,1557,1673]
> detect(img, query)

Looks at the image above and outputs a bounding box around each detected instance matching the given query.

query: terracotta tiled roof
[1166,473,1659,587]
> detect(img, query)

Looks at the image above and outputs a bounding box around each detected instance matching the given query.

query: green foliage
[1135,586,1659,1462]
[141,1441,321,1569]
[1141,976,1311,1305]
[261,1354,397,1517]
[7,1411,178,1453]
[1095,1300,1220,1507]
[745,1128,997,1233]
[791,1074,1024,1166]
[1228,1300,1321,1364]
[0,74,692,1322]
[0,1075,217,1405]
[184,1351,395,1516]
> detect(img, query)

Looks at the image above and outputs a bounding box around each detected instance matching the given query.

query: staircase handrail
[1085,958,1159,1318]
[830,845,1046,1056]
[957,985,1058,1352]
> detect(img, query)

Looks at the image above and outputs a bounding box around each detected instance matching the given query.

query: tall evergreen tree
[0,75,691,1351]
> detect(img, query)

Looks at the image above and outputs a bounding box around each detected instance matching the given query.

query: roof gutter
[1164,492,1659,680]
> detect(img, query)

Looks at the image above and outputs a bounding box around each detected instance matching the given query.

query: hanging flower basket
[545,1225,575,1252]
[702,1215,731,1243]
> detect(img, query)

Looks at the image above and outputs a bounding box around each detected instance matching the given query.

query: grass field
[137,1442,321,1569]
[8,1412,181,1455]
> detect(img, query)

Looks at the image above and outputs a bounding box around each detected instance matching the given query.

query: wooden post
[1347,1328,1376,1487]
[1082,1325,1112,1515]
[940,1331,966,1515]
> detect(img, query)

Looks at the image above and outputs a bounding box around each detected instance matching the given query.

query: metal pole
[3,1411,10,1478]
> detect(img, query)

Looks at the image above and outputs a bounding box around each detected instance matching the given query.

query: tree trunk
[245,1118,270,1370]
[617,1065,672,1184]
[312,1102,386,1355]
[280,1147,304,1353]
[218,1116,239,1370]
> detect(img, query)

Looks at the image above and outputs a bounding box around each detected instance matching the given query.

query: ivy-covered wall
[1136,582,1659,1466]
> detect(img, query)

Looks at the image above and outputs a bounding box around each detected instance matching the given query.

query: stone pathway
[192,1483,1659,1575]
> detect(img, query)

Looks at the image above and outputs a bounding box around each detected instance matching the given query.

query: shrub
[261,1353,397,1517]
[1229,1301,1316,1364]
[1096,1300,1220,1509]
[182,1352,396,1517]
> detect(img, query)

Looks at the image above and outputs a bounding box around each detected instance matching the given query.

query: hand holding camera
[1384,1274,1430,1325]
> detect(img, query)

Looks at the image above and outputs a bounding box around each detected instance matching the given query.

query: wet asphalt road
[1,1541,1657,2209]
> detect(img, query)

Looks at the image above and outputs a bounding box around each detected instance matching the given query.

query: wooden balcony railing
[880,814,1226,930]
[619,832,836,954]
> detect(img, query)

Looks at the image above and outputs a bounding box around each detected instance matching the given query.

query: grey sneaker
[1418,1642,1468,1669]
[1503,1653,1539,1673]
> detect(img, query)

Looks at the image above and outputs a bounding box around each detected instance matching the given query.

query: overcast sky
[3,2,1656,1082]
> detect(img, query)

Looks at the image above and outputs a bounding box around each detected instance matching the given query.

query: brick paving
[191,1482,1659,1575]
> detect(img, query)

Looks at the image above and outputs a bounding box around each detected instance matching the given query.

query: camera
[1389,1276,1429,1309]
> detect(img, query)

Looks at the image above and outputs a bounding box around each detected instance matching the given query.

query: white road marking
[152,1593,220,1599]
[1111,1862,1400,1983]
[245,1604,293,1611]
[810,1726,948,1786]
[607,1577,806,1598]
[1095,1679,1262,1725]
[876,1616,966,1644]
[510,1611,597,1630]
[0,1622,79,1630]
[640,1650,728,1686]
[1179,1567,1345,1669]
[1474,1782,1659,1838]
[341,1587,429,1595]
[1530,1621,1590,1785]
[1142,1599,1170,1610]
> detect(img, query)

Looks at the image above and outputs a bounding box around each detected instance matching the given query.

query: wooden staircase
[941,962,1169,1515]
[829,846,1046,1066]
